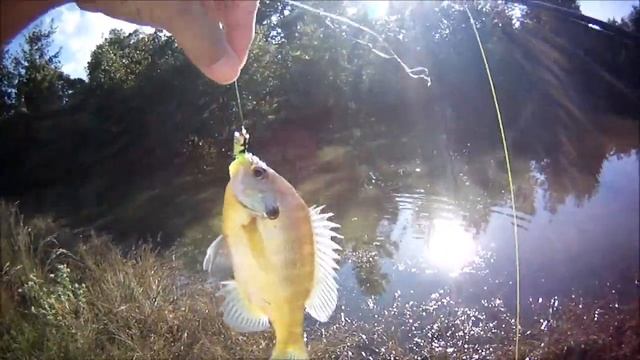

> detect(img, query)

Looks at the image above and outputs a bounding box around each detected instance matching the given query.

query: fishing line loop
[288,0,431,85]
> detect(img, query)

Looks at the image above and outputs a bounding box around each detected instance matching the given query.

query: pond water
[236,2,639,356]
[1,1,638,358]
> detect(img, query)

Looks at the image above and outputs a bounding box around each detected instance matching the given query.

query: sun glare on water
[425,218,477,277]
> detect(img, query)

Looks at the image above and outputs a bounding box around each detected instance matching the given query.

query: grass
[1,202,638,359]
[0,202,266,359]
[0,202,360,360]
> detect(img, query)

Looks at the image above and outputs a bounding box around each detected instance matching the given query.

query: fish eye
[252,166,267,179]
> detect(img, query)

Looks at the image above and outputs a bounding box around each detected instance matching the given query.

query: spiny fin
[203,235,223,273]
[305,205,342,322]
[217,281,270,332]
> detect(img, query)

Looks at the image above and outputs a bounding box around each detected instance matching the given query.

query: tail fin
[270,338,309,360]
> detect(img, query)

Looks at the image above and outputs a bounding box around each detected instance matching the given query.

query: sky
[6,3,153,79]
[4,1,638,80]
[579,0,638,22]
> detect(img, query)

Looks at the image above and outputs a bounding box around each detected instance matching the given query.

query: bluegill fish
[203,129,341,359]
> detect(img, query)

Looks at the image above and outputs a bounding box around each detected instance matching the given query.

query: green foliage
[628,5,640,33]
[613,5,640,34]
[87,29,182,91]
[0,49,16,119]
[10,264,89,358]
[3,21,87,116]
[22,264,87,326]
[12,22,62,113]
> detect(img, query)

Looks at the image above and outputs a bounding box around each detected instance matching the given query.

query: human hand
[76,0,259,84]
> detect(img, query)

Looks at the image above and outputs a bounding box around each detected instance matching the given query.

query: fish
[203,128,342,359]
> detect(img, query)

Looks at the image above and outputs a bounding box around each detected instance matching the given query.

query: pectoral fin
[217,280,270,332]
[305,205,342,322]
[203,235,223,273]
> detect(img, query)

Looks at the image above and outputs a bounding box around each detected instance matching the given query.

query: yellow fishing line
[465,6,522,359]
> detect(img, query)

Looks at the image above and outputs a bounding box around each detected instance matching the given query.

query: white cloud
[14,3,156,79]
[58,5,81,34]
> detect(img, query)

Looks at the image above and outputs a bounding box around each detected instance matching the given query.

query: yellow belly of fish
[222,184,315,355]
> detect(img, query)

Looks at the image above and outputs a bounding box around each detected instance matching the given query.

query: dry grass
[0,202,360,360]
[0,202,271,359]
[1,202,638,359]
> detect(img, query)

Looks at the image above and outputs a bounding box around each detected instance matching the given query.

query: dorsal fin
[305,205,342,322]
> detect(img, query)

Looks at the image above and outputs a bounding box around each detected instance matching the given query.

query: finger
[78,1,241,84]
[169,2,239,84]
[1,0,67,44]
[206,0,258,69]
[77,1,169,28]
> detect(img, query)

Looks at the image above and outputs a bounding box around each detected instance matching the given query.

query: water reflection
[425,218,477,277]
[379,193,480,277]
[335,152,638,300]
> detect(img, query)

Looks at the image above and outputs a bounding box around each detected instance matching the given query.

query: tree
[0,49,16,119]
[615,5,640,34]
[11,22,66,113]
[57,72,86,105]
[628,5,640,33]
[87,29,156,90]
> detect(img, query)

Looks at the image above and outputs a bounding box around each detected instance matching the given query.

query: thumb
[167,2,241,85]
[76,0,241,85]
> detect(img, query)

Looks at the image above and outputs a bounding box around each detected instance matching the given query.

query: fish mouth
[265,205,279,220]
[236,198,279,220]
